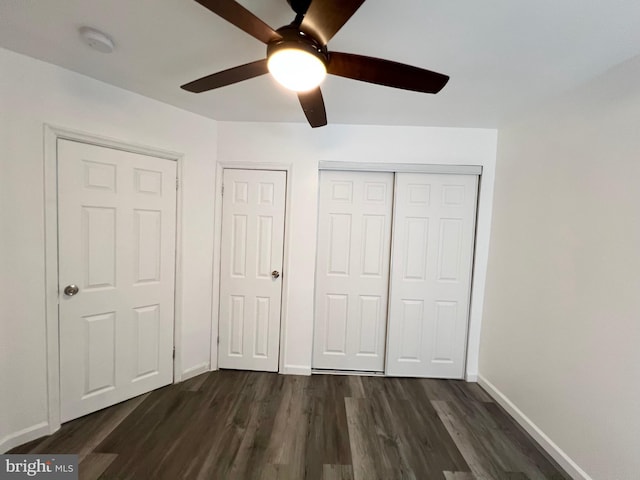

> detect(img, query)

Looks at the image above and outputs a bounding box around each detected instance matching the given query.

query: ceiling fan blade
[194,0,281,44]
[327,52,449,94]
[181,59,268,93]
[297,87,327,128]
[300,0,366,45]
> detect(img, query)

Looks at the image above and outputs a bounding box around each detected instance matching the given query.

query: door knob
[64,284,79,296]
[271,271,280,279]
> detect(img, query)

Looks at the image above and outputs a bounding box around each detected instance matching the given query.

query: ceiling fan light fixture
[180,0,449,128]
[267,48,326,92]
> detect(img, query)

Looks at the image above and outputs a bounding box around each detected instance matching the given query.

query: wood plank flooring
[10,371,571,480]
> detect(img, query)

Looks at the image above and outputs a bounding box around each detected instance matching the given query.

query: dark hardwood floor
[10,371,570,480]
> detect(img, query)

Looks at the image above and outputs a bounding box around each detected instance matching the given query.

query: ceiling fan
[181,0,449,128]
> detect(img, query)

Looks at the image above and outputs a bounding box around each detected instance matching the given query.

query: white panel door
[313,171,394,372]
[218,169,286,371]
[386,173,477,378]
[58,139,176,422]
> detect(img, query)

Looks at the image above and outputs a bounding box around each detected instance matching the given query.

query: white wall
[215,122,497,377]
[0,46,498,454]
[0,48,217,451]
[480,54,640,480]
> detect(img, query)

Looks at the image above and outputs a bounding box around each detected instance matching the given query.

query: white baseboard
[180,362,210,381]
[0,422,50,454]
[281,365,311,376]
[477,375,591,480]
[312,369,384,377]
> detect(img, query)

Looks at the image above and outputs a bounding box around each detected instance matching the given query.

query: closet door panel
[386,173,478,378]
[313,171,394,371]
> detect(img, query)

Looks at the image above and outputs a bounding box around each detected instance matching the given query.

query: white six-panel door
[386,173,478,378]
[218,169,286,372]
[313,171,394,372]
[58,139,177,422]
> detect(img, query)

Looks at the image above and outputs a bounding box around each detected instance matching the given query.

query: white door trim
[318,161,482,175]
[211,162,293,374]
[43,124,184,435]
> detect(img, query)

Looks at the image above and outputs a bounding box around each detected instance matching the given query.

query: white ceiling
[1,0,640,127]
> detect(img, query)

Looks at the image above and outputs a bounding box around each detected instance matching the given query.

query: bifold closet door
[313,171,394,372]
[386,173,478,378]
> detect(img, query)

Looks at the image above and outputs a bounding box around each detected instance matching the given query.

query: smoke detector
[79,27,115,53]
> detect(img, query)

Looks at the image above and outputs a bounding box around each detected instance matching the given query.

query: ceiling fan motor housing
[267,25,328,66]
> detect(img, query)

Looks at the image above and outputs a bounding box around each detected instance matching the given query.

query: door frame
[43,124,184,434]
[211,162,293,373]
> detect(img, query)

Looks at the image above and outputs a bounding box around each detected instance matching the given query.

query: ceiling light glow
[267,48,326,92]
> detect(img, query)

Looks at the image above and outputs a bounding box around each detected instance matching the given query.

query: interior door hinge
[217,336,220,345]
[172,347,175,359]
[176,177,179,190]
[221,184,224,196]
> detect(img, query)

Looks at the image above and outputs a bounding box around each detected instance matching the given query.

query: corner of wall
[181,363,210,381]
[0,422,50,454]
[477,374,592,480]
